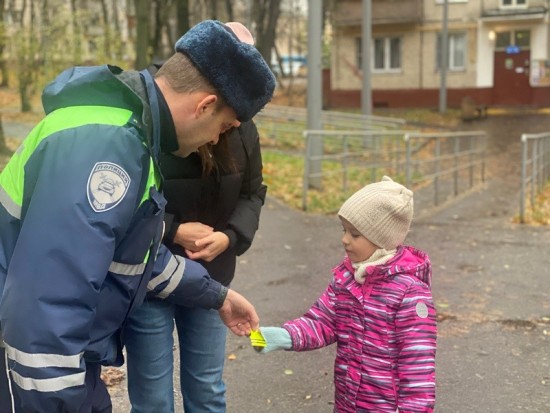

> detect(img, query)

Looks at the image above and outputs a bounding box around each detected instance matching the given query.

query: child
[257,176,436,412]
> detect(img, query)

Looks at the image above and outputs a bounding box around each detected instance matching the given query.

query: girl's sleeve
[283,280,338,351]
[395,282,437,412]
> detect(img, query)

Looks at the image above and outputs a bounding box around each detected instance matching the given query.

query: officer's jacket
[0,65,225,411]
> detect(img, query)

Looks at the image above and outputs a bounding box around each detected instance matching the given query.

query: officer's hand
[218,289,260,336]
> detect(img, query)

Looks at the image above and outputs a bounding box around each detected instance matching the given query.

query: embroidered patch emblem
[416,301,429,319]
[87,162,131,212]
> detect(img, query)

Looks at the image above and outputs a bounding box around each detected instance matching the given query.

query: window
[374,37,401,71]
[501,0,527,7]
[515,30,530,47]
[356,37,402,72]
[436,33,466,71]
[495,30,530,49]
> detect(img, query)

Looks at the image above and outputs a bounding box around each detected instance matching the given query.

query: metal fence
[255,104,406,149]
[301,129,487,211]
[258,104,406,129]
[519,132,550,223]
[404,131,487,207]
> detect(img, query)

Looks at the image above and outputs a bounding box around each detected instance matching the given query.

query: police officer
[0,20,275,413]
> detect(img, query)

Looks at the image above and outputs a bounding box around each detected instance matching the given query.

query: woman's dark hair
[197,128,238,177]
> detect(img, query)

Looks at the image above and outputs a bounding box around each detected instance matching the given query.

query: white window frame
[372,36,402,73]
[436,32,467,71]
[435,0,468,4]
[355,37,402,73]
[500,0,528,8]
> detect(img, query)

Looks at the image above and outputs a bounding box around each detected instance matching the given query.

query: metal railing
[258,104,406,129]
[519,132,550,223]
[255,105,407,150]
[404,131,487,207]
[301,129,487,211]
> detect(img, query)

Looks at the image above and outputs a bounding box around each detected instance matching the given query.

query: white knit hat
[338,176,413,250]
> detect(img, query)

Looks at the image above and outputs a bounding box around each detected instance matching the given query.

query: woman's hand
[173,222,213,252]
[185,232,230,262]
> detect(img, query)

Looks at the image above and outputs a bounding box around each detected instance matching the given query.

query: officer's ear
[195,94,218,119]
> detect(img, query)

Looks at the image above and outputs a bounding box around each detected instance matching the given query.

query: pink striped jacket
[283,246,436,412]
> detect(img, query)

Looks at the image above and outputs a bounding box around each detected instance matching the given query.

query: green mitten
[258,326,292,353]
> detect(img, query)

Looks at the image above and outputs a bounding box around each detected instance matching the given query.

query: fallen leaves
[100,367,125,387]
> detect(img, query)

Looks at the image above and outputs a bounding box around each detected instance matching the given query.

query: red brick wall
[322,69,550,109]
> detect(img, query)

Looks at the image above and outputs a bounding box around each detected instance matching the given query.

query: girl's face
[340,217,378,263]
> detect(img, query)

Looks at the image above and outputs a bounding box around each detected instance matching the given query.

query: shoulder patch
[87,162,131,212]
[416,301,429,318]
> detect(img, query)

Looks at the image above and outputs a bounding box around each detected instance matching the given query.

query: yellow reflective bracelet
[249,329,267,352]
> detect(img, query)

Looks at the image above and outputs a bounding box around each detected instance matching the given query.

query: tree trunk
[70,0,82,63]
[0,0,8,87]
[251,0,281,64]
[208,0,216,19]
[134,0,151,69]
[100,0,111,57]
[152,0,162,55]
[0,115,12,155]
[224,0,233,22]
[0,61,7,88]
[112,0,124,60]
[17,0,36,113]
[151,0,174,61]
[176,0,189,37]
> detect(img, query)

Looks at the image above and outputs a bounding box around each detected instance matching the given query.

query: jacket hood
[342,245,432,287]
[42,65,146,117]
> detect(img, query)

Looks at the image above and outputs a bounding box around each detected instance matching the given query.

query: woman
[124,120,266,413]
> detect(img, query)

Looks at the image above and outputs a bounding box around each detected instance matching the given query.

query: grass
[515,182,550,225]
[262,150,376,214]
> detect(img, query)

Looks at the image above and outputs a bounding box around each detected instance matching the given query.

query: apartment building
[326,0,550,108]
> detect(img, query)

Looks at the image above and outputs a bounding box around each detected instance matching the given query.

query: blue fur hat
[175,20,275,122]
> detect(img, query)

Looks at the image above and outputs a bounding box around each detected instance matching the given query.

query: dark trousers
[0,347,112,413]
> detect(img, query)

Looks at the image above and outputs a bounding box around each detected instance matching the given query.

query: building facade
[326,0,550,108]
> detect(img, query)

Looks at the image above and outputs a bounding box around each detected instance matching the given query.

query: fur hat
[338,176,414,250]
[175,20,275,122]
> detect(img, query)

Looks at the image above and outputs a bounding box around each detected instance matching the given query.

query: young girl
[257,176,437,412]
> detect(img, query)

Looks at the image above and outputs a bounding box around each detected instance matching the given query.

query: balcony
[333,0,423,27]
[334,0,422,27]
[481,0,548,21]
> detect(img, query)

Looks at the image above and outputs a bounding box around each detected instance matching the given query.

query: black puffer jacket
[161,121,267,286]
